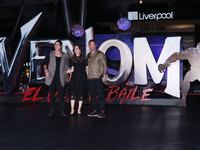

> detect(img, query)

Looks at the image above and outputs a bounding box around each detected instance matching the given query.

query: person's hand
[66,66,74,74]
[71,66,74,72]
[45,69,50,78]
[102,74,106,82]
[158,64,168,73]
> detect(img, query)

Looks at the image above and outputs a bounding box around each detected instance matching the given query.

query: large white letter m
[134,37,181,98]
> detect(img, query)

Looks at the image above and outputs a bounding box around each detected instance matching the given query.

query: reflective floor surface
[0,96,200,150]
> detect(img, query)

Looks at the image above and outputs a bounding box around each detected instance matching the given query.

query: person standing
[87,39,107,118]
[67,45,88,116]
[43,40,73,117]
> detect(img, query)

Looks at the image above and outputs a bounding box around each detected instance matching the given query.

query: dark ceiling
[0,0,199,39]
[0,0,198,63]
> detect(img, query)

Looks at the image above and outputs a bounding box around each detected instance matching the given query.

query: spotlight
[72,24,84,37]
[117,17,131,31]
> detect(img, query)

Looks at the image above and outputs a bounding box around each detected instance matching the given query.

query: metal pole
[11,4,24,41]
[79,0,87,29]
[62,0,72,37]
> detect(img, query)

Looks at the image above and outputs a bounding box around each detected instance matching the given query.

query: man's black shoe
[87,110,98,117]
[48,109,55,116]
[60,110,67,117]
[97,110,105,119]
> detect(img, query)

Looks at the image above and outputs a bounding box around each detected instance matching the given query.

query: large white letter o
[99,39,132,86]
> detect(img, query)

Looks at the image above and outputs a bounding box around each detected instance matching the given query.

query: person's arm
[65,57,73,73]
[103,64,107,75]
[158,49,189,73]
[66,66,74,73]
[85,57,88,70]
[44,65,50,78]
[43,52,50,78]
[102,53,107,82]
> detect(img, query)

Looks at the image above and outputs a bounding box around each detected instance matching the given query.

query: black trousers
[49,77,65,111]
[88,77,105,111]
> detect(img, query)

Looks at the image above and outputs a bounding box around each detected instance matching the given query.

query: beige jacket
[45,51,69,87]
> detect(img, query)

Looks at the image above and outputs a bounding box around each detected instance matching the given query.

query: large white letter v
[0,12,43,95]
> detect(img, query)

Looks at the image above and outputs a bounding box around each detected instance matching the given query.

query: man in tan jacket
[87,39,107,118]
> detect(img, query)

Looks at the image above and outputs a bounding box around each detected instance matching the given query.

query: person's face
[74,46,81,56]
[88,41,96,51]
[54,42,62,51]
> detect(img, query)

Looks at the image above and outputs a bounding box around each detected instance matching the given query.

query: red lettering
[88,92,91,101]
[64,93,70,103]
[55,91,58,98]
[22,86,153,104]
[88,92,99,101]
[47,91,58,103]
[141,88,153,102]
[32,86,43,102]
[130,86,140,101]
[118,87,127,104]
[126,90,132,102]
[106,86,120,102]
[64,93,67,99]
[22,87,37,102]
[47,92,50,103]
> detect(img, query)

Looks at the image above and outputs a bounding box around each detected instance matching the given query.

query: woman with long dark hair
[43,40,74,117]
[68,44,88,116]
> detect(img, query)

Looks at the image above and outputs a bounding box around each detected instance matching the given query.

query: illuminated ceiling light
[167,24,194,29]
[140,0,142,4]
[72,24,84,37]
[117,17,131,31]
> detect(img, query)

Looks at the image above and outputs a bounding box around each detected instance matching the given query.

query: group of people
[43,39,107,118]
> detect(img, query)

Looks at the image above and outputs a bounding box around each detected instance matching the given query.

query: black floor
[1,98,200,150]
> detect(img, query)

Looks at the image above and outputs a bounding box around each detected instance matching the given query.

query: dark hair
[88,39,96,44]
[55,39,62,46]
[72,44,85,61]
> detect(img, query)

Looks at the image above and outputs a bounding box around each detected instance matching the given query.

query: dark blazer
[44,50,69,87]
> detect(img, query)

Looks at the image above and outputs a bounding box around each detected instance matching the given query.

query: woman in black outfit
[68,45,88,116]
[43,40,74,117]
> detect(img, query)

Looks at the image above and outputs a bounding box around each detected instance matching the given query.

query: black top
[54,56,61,79]
[69,56,88,68]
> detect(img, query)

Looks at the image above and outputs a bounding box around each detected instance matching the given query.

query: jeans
[88,77,105,111]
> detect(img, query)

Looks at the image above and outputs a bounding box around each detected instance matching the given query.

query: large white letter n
[134,37,181,98]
